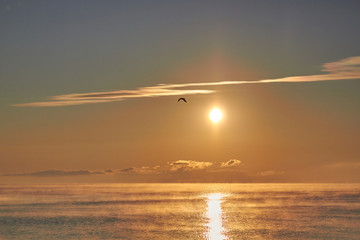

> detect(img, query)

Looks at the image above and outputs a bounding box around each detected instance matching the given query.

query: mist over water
[0,184,359,239]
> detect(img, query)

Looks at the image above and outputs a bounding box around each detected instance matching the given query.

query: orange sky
[1,1,360,183]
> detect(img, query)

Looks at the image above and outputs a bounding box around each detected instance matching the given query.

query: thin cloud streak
[256,170,285,177]
[3,169,111,177]
[13,56,360,107]
[324,161,360,168]
[13,99,115,107]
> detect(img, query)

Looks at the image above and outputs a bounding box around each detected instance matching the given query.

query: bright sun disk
[209,108,223,123]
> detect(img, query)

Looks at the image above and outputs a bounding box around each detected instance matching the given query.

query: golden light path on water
[206,193,228,240]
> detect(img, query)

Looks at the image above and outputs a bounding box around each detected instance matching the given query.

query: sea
[0,183,359,239]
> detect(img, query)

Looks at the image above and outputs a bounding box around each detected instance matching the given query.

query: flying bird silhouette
[178,97,187,103]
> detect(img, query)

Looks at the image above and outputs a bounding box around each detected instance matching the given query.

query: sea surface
[0,183,360,239]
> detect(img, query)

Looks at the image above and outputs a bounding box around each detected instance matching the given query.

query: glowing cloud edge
[13,56,360,107]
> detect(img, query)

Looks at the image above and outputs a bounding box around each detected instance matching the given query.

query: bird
[178,97,187,103]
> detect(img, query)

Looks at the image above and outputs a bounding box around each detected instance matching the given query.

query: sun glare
[206,193,227,239]
[209,108,223,123]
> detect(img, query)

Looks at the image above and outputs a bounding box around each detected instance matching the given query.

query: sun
[209,108,223,123]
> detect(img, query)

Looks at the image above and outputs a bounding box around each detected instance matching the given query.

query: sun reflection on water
[206,193,227,240]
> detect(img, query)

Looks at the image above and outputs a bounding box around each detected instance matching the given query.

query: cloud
[118,166,162,174]
[169,160,213,172]
[255,170,285,177]
[118,167,135,173]
[13,99,114,107]
[2,163,288,182]
[220,159,242,168]
[13,87,213,107]
[1,161,215,178]
[13,56,360,107]
[3,169,112,177]
[322,56,360,76]
[324,161,360,168]
[118,161,214,174]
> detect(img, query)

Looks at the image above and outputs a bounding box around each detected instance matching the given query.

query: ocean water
[0,184,359,239]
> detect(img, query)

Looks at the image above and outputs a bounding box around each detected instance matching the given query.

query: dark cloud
[119,167,135,173]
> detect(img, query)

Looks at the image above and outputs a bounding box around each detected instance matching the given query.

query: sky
[1,0,360,183]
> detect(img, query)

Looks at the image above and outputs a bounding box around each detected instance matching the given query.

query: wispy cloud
[118,166,161,174]
[13,87,214,107]
[13,56,360,107]
[220,159,242,168]
[324,161,360,168]
[3,169,112,177]
[255,170,285,177]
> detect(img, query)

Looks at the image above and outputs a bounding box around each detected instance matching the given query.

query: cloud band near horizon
[3,159,242,176]
[13,56,360,107]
